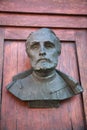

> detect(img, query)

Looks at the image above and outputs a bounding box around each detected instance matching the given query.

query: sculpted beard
[31,58,58,71]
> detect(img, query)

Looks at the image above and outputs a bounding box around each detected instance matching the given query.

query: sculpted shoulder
[7,74,35,101]
[7,69,83,101]
[7,79,24,100]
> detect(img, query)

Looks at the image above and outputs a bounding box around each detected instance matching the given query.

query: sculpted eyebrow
[30,42,40,49]
[31,41,39,45]
[44,41,55,46]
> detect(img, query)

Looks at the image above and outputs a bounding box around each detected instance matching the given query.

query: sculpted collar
[32,70,57,82]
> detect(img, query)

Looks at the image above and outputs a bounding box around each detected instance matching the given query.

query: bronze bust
[7,28,83,107]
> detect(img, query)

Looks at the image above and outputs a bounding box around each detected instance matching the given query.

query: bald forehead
[28,28,58,44]
[26,28,61,54]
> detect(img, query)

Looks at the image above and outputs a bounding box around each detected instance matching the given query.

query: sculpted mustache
[36,58,51,64]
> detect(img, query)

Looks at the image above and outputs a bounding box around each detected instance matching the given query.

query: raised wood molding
[0,28,4,103]
[0,13,87,28]
[4,28,75,41]
[75,30,87,127]
[0,0,87,15]
[0,28,4,129]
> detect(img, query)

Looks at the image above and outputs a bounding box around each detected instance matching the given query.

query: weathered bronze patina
[7,28,83,108]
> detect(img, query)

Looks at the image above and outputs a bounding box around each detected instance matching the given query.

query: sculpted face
[26,28,61,72]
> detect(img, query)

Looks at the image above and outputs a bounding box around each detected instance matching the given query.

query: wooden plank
[4,28,75,41]
[0,0,87,15]
[0,28,4,104]
[75,30,87,128]
[1,41,18,130]
[0,13,87,28]
[1,41,85,130]
[57,42,85,130]
[0,28,4,130]
[17,42,31,73]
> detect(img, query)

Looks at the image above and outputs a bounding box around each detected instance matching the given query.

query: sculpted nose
[39,47,46,56]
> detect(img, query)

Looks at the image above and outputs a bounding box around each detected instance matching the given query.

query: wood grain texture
[17,42,31,73]
[0,13,87,28]
[75,30,87,128]
[1,41,18,130]
[58,43,85,130]
[0,28,4,103]
[0,0,87,15]
[0,28,4,130]
[4,28,75,41]
[0,0,86,129]
[1,41,85,130]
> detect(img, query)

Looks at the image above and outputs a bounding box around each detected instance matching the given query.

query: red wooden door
[0,1,87,130]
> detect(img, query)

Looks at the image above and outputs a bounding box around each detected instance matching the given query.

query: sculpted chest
[7,70,83,107]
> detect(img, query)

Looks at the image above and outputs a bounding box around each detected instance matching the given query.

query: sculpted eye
[45,41,55,49]
[30,42,39,49]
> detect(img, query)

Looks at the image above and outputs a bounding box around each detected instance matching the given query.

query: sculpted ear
[58,41,62,55]
[57,41,61,55]
[25,32,33,57]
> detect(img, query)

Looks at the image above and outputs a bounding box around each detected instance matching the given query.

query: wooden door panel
[1,38,85,130]
[0,0,87,129]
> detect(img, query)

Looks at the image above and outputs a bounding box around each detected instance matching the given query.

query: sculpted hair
[25,28,61,56]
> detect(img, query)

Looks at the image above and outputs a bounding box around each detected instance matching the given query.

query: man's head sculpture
[25,28,61,75]
[7,28,83,108]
